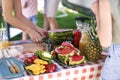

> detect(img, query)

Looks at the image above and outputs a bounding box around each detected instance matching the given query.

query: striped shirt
[21,0,38,18]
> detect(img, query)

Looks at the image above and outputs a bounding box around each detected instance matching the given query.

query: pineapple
[85,17,102,62]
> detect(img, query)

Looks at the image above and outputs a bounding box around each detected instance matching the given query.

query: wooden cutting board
[9,41,46,53]
[21,43,46,53]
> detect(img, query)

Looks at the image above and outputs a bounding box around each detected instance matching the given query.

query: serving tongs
[10,60,21,73]
[6,60,16,74]
[6,60,21,74]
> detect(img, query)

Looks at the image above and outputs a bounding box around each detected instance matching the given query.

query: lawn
[37,11,81,29]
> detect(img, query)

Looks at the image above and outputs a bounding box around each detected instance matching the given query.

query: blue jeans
[29,15,38,25]
[100,44,120,80]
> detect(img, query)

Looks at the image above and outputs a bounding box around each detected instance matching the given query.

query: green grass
[37,11,81,29]
[11,10,88,40]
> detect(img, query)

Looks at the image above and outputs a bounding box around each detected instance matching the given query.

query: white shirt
[110,0,120,44]
[68,0,96,8]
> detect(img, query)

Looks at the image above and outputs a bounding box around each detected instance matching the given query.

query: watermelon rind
[58,54,69,64]
[35,50,53,61]
[48,29,73,44]
[68,56,85,66]
[74,48,80,55]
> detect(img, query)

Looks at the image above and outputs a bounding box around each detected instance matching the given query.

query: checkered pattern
[10,42,105,80]
[13,59,105,80]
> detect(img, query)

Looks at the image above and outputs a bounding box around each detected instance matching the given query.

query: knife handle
[9,66,16,74]
[13,64,21,73]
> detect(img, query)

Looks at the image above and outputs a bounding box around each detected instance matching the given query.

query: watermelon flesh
[61,42,74,48]
[68,55,85,65]
[51,50,57,58]
[51,50,56,55]
[55,46,75,56]
[55,42,80,56]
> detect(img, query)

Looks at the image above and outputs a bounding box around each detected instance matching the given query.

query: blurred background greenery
[38,11,81,29]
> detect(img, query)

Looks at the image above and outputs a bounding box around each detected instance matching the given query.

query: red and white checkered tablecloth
[12,59,105,80]
[6,42,106,80]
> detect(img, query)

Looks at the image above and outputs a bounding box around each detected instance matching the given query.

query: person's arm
[91,0,112,48]
[98,0,112,48]
[91,0,100,28]
[2,0,46,42]
[13,0,46,38]
[2,0,30,32]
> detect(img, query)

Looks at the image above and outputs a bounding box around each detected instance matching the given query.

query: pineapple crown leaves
[88,16,99,41]
[90,16,97,29]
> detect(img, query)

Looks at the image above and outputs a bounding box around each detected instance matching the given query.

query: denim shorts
[100,44,120,80]
[29,15,38,24]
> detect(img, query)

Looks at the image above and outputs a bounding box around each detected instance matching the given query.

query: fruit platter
[18,50,59,75]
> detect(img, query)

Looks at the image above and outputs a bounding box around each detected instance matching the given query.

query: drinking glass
[0,28,8,49]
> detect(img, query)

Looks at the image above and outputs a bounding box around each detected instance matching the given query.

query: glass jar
[79,23,89,56]
[0,28,9,49]
[73,29,81,48]
[79,31,89,56]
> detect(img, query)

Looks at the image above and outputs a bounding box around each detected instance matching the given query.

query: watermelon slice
[74,48,80,55]
[58,54,69,64]
[53,42,83,66]
[68,55,85,65]
[55,46,75,56]
[48,29,73,44]
[51,50,57,58]
[61,42,74,48]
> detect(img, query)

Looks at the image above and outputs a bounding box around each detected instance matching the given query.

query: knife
[6,60,16,74]
[9,40,33,45]
[10,60,21,73]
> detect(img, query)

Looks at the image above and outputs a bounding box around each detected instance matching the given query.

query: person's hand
[27,29,44,43]
[35,26,48,38]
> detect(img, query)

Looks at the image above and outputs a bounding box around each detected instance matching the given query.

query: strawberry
[31,55,38,61]
[45,64,57,73]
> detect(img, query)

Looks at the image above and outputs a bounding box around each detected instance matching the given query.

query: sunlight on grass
[37,10,83,29]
